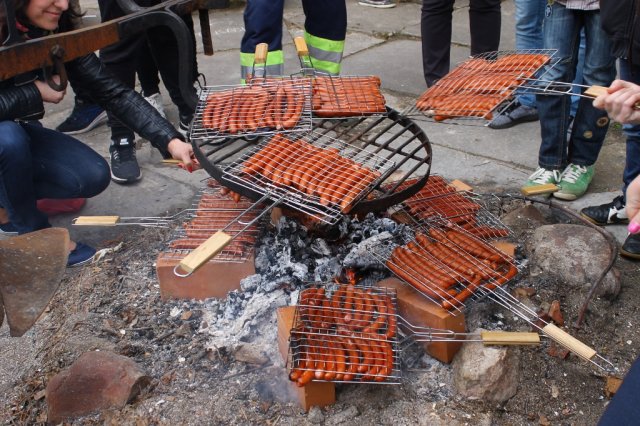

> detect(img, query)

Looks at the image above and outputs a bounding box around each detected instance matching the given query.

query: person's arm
[593,79,640,125]
[66,53,199,171]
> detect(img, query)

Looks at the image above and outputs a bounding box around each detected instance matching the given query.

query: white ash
[202,288,287,351]
[240,274,262,292]
[313,256,342,282]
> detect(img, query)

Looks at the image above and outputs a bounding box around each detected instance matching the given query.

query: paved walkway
[44,0,628,247]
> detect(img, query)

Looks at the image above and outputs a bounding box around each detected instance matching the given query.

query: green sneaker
[553,164,594,201]
[524,167,561,187]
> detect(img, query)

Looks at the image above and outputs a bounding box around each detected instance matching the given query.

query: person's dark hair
[1,0,83,43]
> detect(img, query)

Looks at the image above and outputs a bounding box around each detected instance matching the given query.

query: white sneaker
[144,92,166,118]
[524,167,561,187]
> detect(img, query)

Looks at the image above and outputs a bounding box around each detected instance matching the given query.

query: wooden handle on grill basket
[174,230,234,277]
[542,323,597,361]
[72,216,120,226]
[294,36,309,58]
[520,183,559,196]
[254,43,268,66]
[585,85,640,110]
[480,331,541,346]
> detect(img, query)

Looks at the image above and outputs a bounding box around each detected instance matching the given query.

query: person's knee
[87,158,111,196]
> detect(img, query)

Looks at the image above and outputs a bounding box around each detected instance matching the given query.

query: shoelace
[529,168,560,185]
[561,165,587,184]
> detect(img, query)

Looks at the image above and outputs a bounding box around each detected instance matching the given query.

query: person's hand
[593,79,640,125]
[34,76,66,104]
[627,175,640,234]
[167,138,200,173]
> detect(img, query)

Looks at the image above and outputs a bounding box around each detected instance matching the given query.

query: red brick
[377,277,466,363]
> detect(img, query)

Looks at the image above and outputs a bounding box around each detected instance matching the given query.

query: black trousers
[421,0,501,86]
[76,0,198,141]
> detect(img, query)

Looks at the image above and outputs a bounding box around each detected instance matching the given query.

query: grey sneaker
[144,92,166,118]
[488,102,539,129]
[358,0,396,8]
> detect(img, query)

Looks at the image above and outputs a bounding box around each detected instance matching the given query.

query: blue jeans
[535,3,616,170]
[514,0,584,113]
[619,59,640,201]
[514,0,545,108]
[0,121,110,234]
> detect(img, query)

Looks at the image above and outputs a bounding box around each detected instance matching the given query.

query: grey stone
[307,406,325,424]
[527,224,621,298]
[232,343,269,365]
[501,204,549,231]
[452,331,519,403]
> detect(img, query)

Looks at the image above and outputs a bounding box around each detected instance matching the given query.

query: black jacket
[600,0,640,66]
[0,47,182,158]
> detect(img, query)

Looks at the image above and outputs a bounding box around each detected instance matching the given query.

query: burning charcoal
[313,257,342,282]
[310,238,332,257]
[343,231,394,270]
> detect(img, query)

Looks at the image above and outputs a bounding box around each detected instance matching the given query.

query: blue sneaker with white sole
[67,242,96,267]
[0,222,18,235]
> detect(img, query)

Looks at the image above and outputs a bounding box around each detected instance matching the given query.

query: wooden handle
[72,216,120,226]
[584,85,607,98]
[162,159,181,164]
[176,231,233,275]
[542,323,597,360]
[585,84,640,110]
[481,331,540,346]
[450,179,472,192]
[294,36,309,57]
[520,183,559,196]
[254,43,269,66]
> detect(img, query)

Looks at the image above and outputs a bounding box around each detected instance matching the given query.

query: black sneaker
[580,195,628,226]
[109,138,141,184]
[67,242,96,267]
[620,233,640,260]
[56,102,107,135]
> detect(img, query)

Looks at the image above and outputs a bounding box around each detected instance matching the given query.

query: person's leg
[97,0,145,183]
[0,122,110,234]
[137,42,161,98]
[421,0,455,87]
[468,0,501,55]
[514,0,544,109]
[614,60,640,259]
[535,3,581,172]
[554,9,616,200]
[566,10,616,168]
[0,121,50,234]
[240,0,285,80]
[301,0,347,75]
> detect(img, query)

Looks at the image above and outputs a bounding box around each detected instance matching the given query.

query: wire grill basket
[408,49,557,123]
[220,131,396,225]
[190,77,313,141]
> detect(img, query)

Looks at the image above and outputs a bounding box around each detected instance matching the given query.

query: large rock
[452,333,519,403]
[46,351,151,424]
[527,224,620,298]
[501,204,549,231]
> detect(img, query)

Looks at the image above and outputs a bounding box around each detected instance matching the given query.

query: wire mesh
[372,220,520,316]
[190,77,313,141]
[288,284,402,385]
[159,180,263,264]
[407,49,557,124]
[308,75,388,119]
[220,131,397,225]
[388,175,512,240]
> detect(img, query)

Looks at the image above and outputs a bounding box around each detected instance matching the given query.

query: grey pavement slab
[33,0,627,250]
